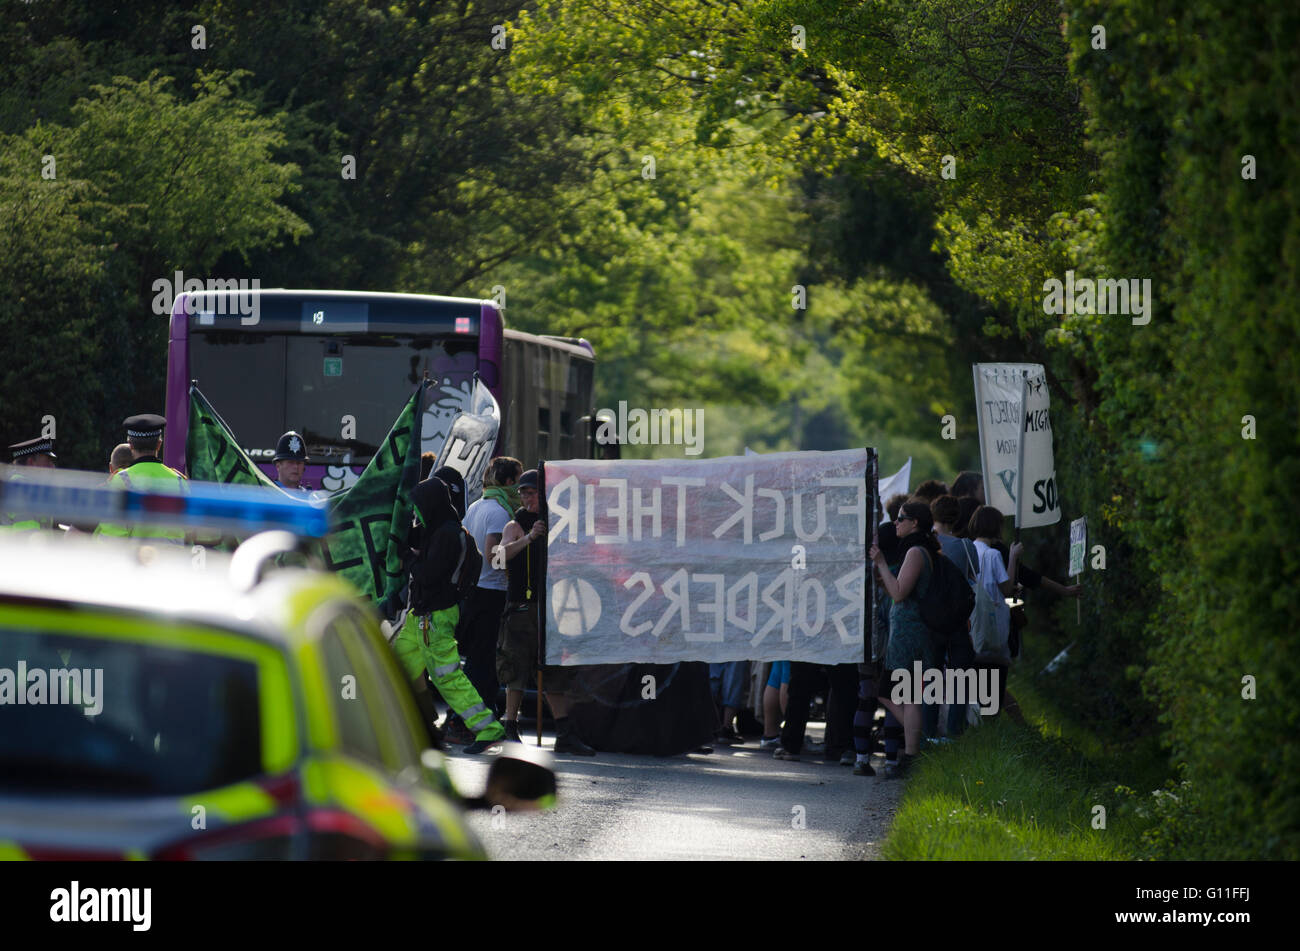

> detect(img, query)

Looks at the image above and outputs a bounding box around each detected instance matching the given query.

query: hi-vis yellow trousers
[394,606,504,741]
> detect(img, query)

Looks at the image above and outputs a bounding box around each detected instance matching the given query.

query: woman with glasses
[868,499,944,777]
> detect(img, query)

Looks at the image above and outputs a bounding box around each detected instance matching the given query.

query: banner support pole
[536,671,544,747]
[537,458,547,747]
[1014,369,1029,545]
[973,364,990,517]
[867,447,878,666]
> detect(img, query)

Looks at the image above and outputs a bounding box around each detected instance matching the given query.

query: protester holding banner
[774,661,857,762]
[496,469,595,756]
[869,500,945,775]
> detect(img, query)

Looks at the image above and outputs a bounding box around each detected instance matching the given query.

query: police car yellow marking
[294,640,339,751]
[181,782,277,824]
[0,604,300,772]
[300,757,417,845]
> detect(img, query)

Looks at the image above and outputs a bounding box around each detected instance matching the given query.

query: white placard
[973,363,1059,527]
[1018,367,1061,527]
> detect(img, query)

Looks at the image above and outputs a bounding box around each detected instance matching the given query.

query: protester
[496,469,595,755]
[865,520,903,772]
[954,496,981,538]
[433,465,466,518]
[773,662,857,762]
[868,499,944,777]
[457,456,523,740]
[885,492,910,522]
[852,653,885,775]
[951,471,985,503]
[928,495,980,738]
[967,505,1022,715]
[912,479,948,502]
[760,661,790,748]
[391,474,506,754]
[710,661,750,745]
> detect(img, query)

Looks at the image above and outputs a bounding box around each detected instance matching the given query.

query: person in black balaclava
[432,465,467,519]
[389,475,506,754]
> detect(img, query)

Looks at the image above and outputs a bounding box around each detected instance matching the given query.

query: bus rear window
[190,332,477,461]
[0,628,264,796]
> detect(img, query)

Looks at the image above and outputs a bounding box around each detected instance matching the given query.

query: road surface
[443,724,903,860]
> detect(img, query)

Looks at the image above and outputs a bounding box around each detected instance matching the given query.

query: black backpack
[450,526,483,600]
[918,548,976,634]
[408,523,482,612]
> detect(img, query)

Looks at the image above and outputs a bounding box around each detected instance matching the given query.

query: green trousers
[394,606,504,741]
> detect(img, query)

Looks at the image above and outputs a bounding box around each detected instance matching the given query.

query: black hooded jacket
[432,465,466,519]
[408,476,465,614]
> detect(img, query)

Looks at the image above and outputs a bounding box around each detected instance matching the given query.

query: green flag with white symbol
[321,381,427,617]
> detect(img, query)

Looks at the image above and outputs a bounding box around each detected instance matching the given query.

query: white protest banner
[542,449,870,665]
[1017,367,1061,528]
[877,457,911,521]
[430,377,500,505]
[973,363,1042,519]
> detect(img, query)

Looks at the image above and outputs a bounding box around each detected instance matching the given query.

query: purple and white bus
[164,289,598,491]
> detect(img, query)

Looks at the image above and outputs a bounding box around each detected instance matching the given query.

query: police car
[0,468,554,860]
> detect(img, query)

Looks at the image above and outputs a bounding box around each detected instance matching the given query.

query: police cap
[8,437,56,462]
[274,431,307,462]
[124,414,166,440]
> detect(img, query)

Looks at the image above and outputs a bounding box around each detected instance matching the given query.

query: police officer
[273,431,311,493]
[7,437,57,470]
[96,414,187,541]
[1,437,58,531]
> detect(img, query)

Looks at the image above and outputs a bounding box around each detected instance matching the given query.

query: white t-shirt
[463,496,512,590]
[973,540,1011,658]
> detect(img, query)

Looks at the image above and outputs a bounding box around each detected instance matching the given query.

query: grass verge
[881,667,1177,860]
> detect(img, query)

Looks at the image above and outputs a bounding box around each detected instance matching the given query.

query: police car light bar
[0,467,331,538]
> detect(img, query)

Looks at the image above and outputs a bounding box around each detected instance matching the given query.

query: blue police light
[0,467,332,537]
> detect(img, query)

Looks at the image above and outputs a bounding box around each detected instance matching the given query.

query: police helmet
[274,431,307,462]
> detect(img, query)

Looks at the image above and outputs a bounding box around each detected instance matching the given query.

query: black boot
[553,717,595,755]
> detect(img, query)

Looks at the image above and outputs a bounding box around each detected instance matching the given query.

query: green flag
[321,381,427,616]
[188,384,281,489]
